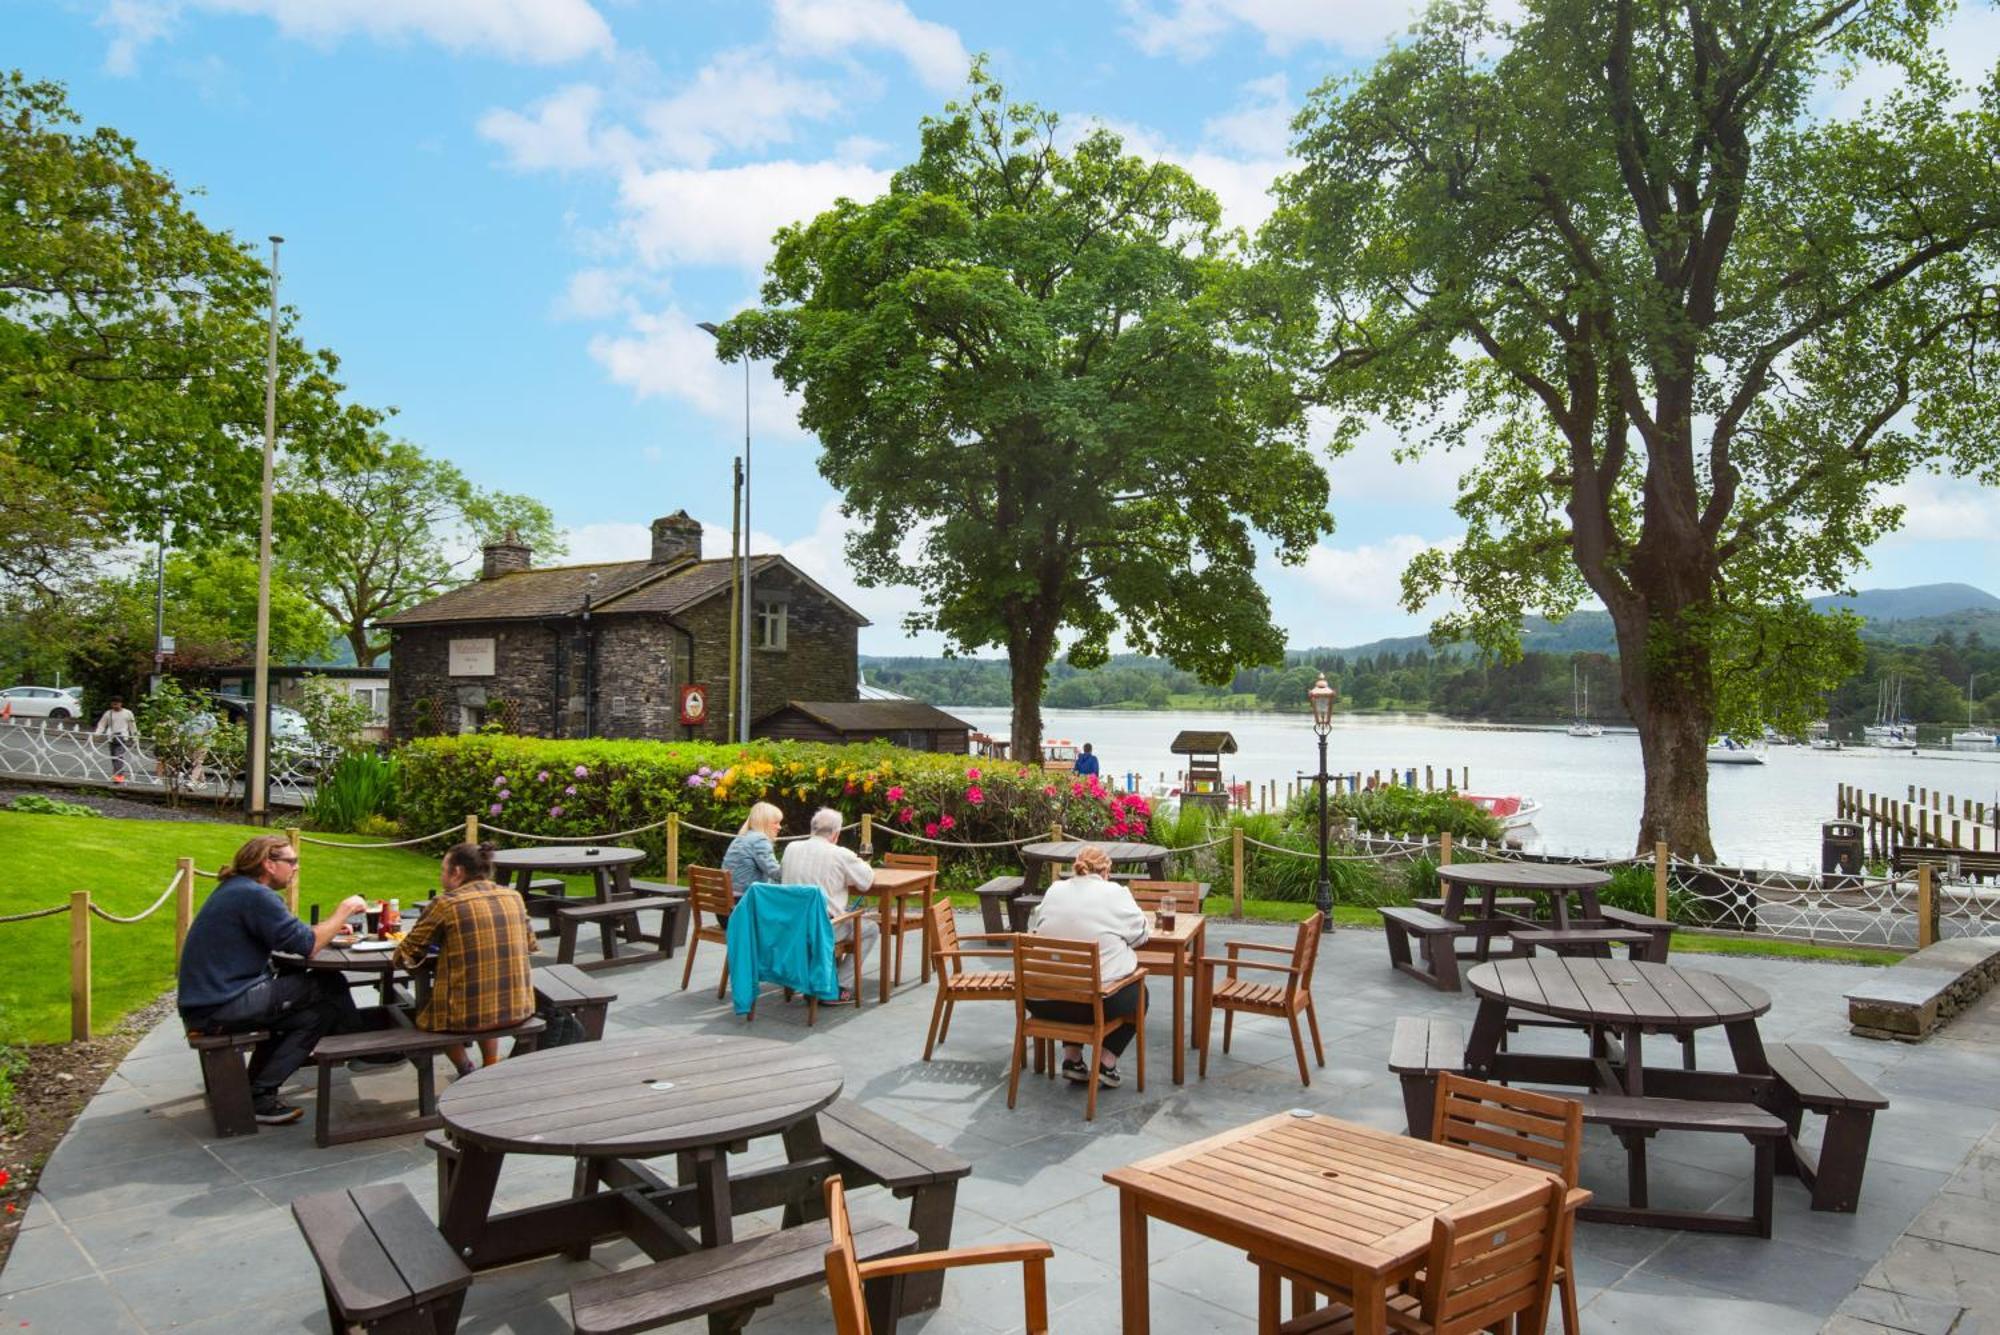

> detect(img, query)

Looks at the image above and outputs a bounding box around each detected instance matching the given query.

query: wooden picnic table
[279,941,429,1010]
[1437,861,1612,963]
[1134,913,1206,1086]
[1464,956,1774,1098]
[1019,840,1171,891]
[852,865,938,1004]
[1105,1111,1562,1334]
[434,1033,842,1271]
[490,845,645,935]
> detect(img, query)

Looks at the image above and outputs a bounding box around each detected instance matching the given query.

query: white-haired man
[780,807,880,1002]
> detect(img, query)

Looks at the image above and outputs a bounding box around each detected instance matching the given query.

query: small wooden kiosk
[1171,730,1238,814]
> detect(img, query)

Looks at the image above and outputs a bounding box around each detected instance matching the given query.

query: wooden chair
[1265,1074,1587,1335]
[808,905,869,1025]
[1127,879,1204,913]
[881,852,938,985]
[1198,912,1326,1086]
[823,1175,1052,1335]
[922,900,1017,1060]
[1259,1177,1568,1335]
[1008,936,1145,1121]
[679,865,734,998]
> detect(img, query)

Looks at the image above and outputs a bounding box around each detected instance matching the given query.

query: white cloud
[1875,473,2000,545]
[551,267,634,321]
[100,0,613,72]
[1299,533,1452,611]
[638,48,843,168]
[1121,0,1416,59]
[1201,72,1293,156]
[585,303,809,438]
[479,84,637,173]
[1318,410,1468,504]
[617,158,891,270]
[772,0,970,91]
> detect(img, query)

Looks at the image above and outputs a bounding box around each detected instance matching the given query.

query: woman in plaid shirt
[395,842,536,1075]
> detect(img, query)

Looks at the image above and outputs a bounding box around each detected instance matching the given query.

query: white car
[1,685,84,720]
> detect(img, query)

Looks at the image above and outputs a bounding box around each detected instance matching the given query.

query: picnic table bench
[972,875,1027,934]
[1387,1015,1466,1136]
[310,1013,545,1147]
[1378,905,1466,990]
[1763,1041,1889,1212]
[532,962,618,1040]
[1570,1093,1786,1237]
[292,1183,472,1334]
[185,1027,268,1138]
[1512,926,1654,957]
[554,894,684,971]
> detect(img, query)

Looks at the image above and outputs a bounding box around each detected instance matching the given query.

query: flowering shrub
[396,736,1149,884]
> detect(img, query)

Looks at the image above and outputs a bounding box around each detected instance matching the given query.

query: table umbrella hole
[1319,1170,1341,1180]
[646,1080,675,1092]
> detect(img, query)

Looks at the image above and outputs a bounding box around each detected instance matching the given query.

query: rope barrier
[876,828,1046,849]
[0,904,68,924]
[674,819,860,843]
[480,818,673,843]
[299,825,462,849]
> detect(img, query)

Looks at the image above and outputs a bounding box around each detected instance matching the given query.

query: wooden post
[1916,862,1936,949]
[465,813,479,844]
[1425,765,1434,791]
[70,890,91,1042]
[1050,823,1063,843]
[174,857,195,961]
[666,811,681,883]
[1439,831,1453,867]
[1952,819,1961,849]
[284,827,301,915]
[1231,825,1245,916]
[1654,842,1670,920]
[859,812,873,859]
[1461,766,1469,790]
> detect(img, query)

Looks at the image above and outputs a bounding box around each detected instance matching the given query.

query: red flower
[898,805,915,824]
[1043,785,1057,797]
[940,814,956,830]
[965,785,985,805]
[886,785,905,802]
[924,821,940,838]
[966,767,982,781]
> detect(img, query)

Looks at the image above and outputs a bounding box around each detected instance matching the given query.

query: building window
[755,599,788,650]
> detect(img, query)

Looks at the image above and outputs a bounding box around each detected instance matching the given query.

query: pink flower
[493,774,507,788]
[1071,781,1085,797]
[1043,785,1057,797]
[886,785,905,802]
[564,784,577,796]
[537,770,551,783]
[489,802,502,815]
[573,765,589,778]
[549,805,564,818]
[498,789,511,801]
[843,781,857,795]
[965,785,984,805]
[924,822,940,838]
[939,814,956,830]
[686,774,705,787]
[898,805,915,824]
[966,767,982,781]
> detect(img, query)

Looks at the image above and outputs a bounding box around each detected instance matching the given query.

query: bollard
[70,890,91,1042]
[1916,862,1936,948]
[174,856,195,961]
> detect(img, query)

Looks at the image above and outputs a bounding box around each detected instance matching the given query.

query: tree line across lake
[866,628,2000,732]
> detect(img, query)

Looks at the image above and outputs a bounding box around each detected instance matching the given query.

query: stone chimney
[481,529,532,580]
[650,511,703,565]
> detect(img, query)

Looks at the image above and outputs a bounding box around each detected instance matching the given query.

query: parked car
[201,693,312,743]
[1,685,84,720]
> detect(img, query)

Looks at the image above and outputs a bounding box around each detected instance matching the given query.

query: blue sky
[17,0,2000,654]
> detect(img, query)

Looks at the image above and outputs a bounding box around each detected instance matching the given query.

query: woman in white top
[1027,845,1150,1087]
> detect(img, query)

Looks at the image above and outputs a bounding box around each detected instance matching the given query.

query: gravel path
[0,783,237,824]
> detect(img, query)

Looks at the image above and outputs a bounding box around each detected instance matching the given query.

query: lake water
[951,706,2000,868]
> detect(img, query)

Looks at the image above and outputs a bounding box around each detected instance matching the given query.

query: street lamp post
[697,321,752,743]
[1308,672,1339,926]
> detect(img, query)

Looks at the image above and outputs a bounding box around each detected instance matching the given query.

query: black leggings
[1027,979,1147,1058]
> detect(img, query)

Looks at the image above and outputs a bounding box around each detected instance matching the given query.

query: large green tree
[0,71,376,559]
[277,436,564,666]
[1267,0,2000,855]
[720,67,1331,760]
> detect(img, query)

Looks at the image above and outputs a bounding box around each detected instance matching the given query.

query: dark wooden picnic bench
[1512,926,1653,957]
[554,894,684,971]
[310,1014,545,1147]
[1763,1041,1889,1212]
[972,875,1027,934]
[1571,1093,1786,1238]
[1387,1015,1466,1137]
[532,961,617,1039]
[1379,905,1465,990]
[292,1183,472,1334]
[1597,906,1675,962]
[185,1027,267,1138]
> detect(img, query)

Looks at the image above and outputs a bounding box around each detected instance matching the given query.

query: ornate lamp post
[1308,672,1340,925]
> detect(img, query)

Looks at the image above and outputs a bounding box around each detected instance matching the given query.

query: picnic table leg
[1171,941,1187,1085]
[877,894,894,1005]
[438,1143,505,1262]
[690,1145,734,1248]
[1348,1273,1388,1335]
[1724,1018,1770,1076]
[1621,1024,1645,1096]
[778,1119,828,1229]
[1552,886,1572,930]
[1464,998,1508,1076]
[1118,1190,1150,1335]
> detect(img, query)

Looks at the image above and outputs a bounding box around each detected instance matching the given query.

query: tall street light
[1308,671,1340,927]
[698,321,752,743]
[248,234,283,823]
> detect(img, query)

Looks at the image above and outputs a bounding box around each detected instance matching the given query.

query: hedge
[395,736,1152,890]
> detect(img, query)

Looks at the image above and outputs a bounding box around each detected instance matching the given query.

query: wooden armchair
[1009,936,1145,1121]
[805,905,869,1025]
[1198,912,1326,1086]
[922,900,1016,1060]
[1258,1177,1567,1335]
[880,852,939,986]
[678,865,735,998]
[824,1175,1052,1335]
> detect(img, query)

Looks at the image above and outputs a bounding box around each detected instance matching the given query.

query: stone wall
[388,621,574,741]
[672,566,857,741]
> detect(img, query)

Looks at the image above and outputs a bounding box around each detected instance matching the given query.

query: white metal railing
[0,717,325,808]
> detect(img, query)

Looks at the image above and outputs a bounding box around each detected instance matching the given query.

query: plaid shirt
[394,879,535,1033]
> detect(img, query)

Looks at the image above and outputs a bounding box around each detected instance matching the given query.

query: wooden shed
[1171,729,1238,811]
[753,700,974,755]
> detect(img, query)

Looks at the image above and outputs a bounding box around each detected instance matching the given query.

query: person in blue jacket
[1073,743,1101,778]
[722,801,783,894]
[176,835,369,1125]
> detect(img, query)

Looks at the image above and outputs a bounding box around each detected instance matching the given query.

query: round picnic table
[490,845,645,935]
[434,1033,842,1269]
[1437,861,1610,928]
[1019,840,1172,891]
[1463,956,1773,1097]
[278,940,427,1010]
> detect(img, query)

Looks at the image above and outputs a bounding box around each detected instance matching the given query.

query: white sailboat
[1952,673,1997,749]
[1864,677,1915,748]
[1566,663,1603,738]
[1707,734,1767,764]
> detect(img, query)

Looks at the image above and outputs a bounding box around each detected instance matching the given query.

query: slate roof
[379,554,868,628]
[759,700,973,734]
[1169,729,1239,754]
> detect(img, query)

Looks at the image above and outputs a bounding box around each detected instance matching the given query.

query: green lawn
[0,811,448,1045]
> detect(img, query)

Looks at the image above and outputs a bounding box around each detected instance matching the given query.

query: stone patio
[2,920,1996,1334]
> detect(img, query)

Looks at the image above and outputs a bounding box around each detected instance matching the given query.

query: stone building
[380,513,866,743]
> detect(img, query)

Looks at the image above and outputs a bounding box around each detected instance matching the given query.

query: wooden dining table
[1105,1111,1563,1334]
[852,865,938,1004]
[1133,912,1206,1085]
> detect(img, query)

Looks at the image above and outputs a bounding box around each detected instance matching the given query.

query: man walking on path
[92,695,137,783]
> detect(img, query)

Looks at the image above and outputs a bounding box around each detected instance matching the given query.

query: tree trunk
[1610,603,1718,860]
[349,625,380,668]
[1007,621,1056,765]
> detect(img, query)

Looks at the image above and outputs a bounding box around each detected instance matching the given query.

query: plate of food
[348,939,397,953]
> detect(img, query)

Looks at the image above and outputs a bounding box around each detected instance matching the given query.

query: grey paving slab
[3,917,1998,1334]
[1830,1282,1966,1335]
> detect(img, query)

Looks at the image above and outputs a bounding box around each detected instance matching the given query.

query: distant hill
[1305,583,1999,661]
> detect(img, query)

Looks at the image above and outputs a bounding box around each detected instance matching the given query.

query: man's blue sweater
[177,876,315,1017]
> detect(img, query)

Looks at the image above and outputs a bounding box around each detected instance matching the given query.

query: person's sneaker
[1060,1057,1090,1084]
[1095,1064,1122,1088]
[253,1096,303,1125]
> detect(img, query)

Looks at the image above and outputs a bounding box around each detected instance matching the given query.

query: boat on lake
[1462,792,1542,829]
[1865,677,1916,748]
[1707,735,1767,765]
[1567,664,1603,738]
[1952,674,1996,749]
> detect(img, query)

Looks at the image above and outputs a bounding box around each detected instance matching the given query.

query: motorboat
[1706,735,1767,764]
[1566,663,1603,737]
[1461,792,1542,829]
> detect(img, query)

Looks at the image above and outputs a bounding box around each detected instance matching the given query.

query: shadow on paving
[2,918,1996,1334]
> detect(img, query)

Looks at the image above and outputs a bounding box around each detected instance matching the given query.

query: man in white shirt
[780,807,881,971]
[93,695,137,783]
